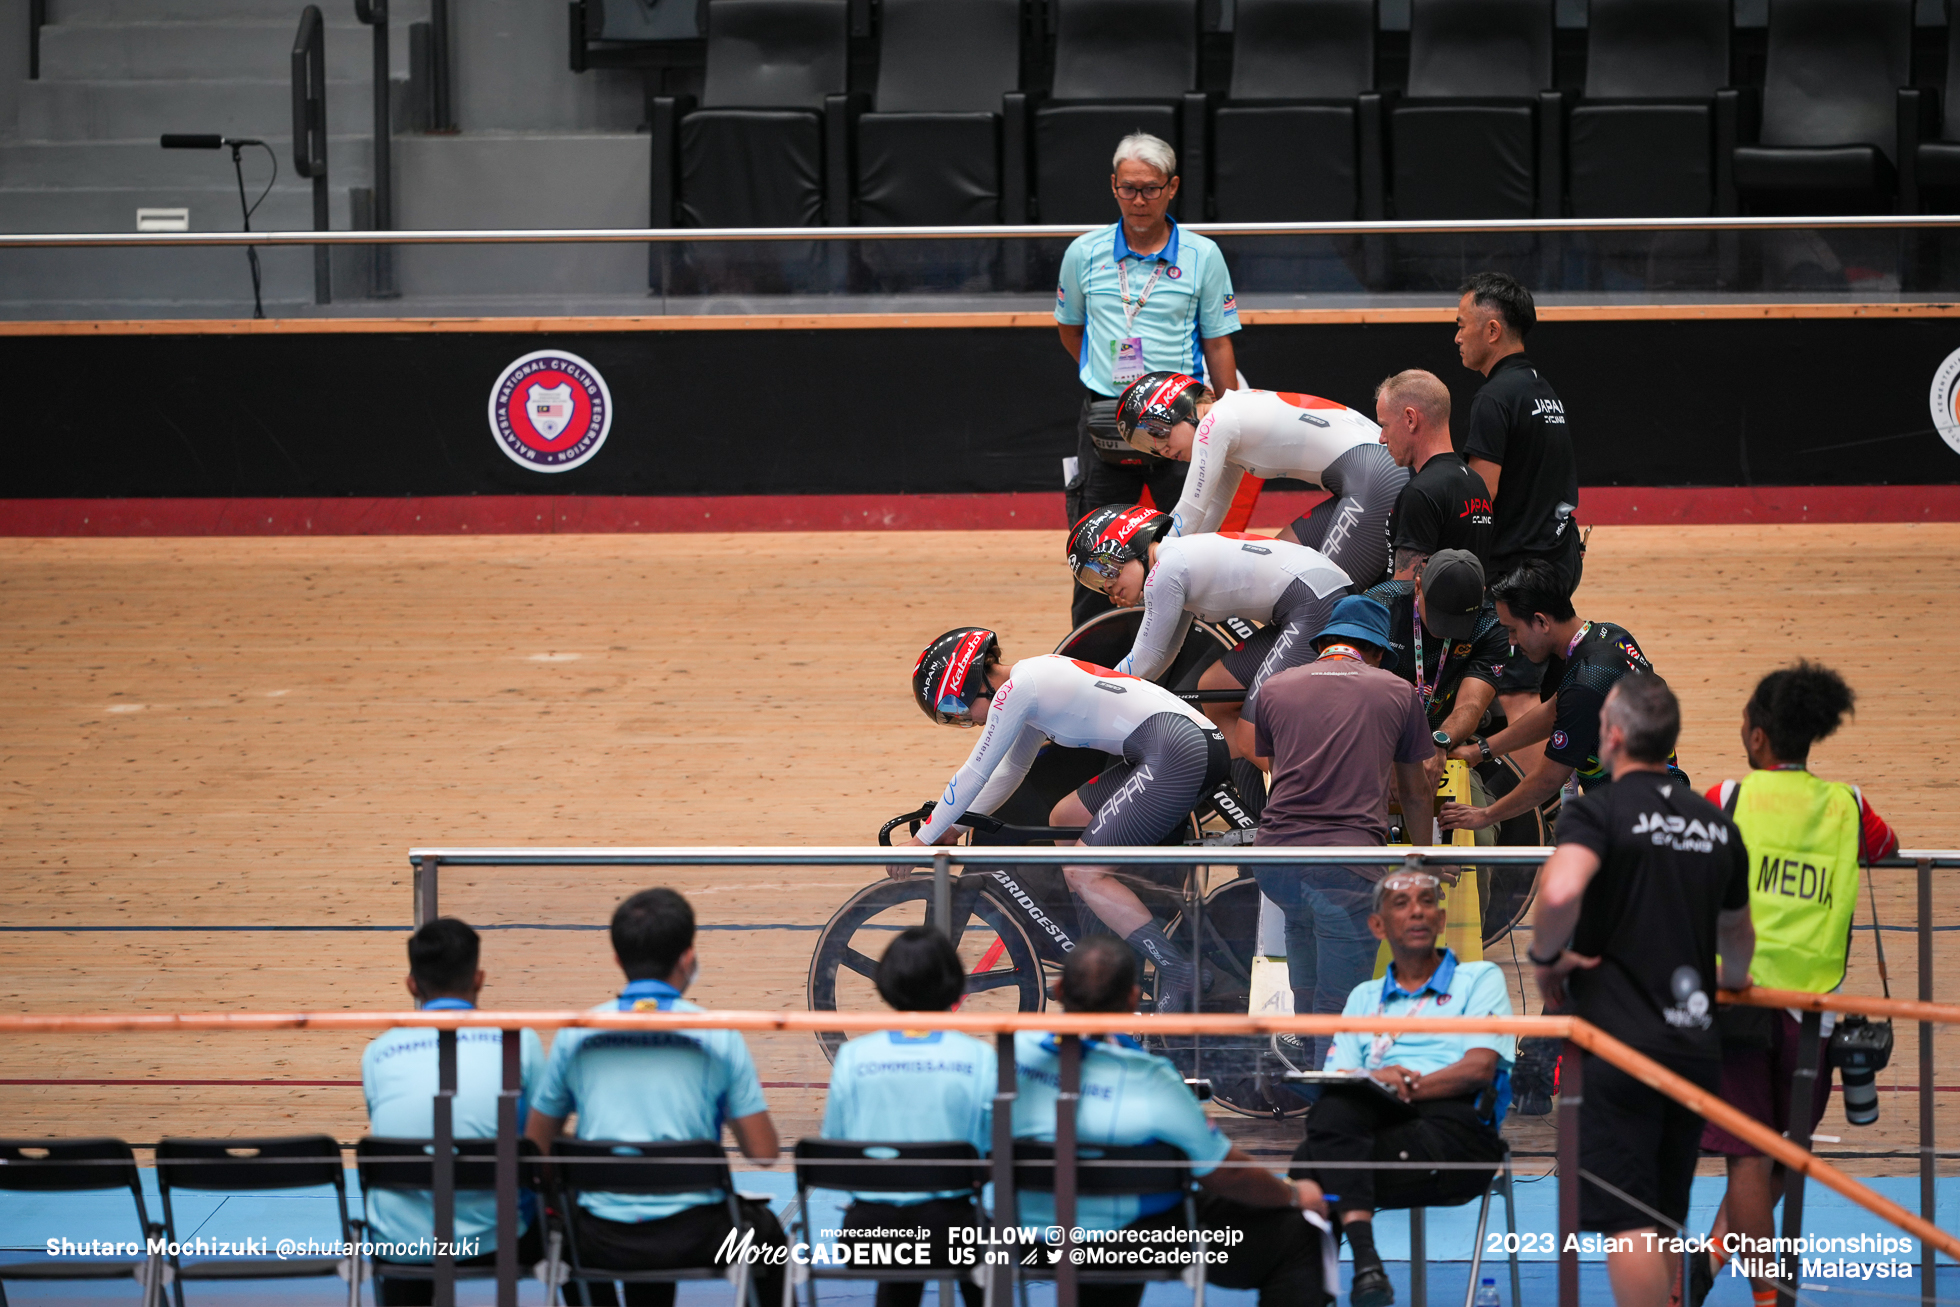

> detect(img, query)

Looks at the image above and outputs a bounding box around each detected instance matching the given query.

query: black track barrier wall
[6,317,1959,498]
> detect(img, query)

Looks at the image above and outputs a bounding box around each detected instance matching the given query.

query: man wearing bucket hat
[1246,594,1436,1068]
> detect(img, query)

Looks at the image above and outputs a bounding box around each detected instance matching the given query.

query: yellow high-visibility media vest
[1727,768,1861,994]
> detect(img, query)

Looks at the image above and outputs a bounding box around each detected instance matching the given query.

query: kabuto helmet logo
[488,349,612,472]
[1929,347,1960,457]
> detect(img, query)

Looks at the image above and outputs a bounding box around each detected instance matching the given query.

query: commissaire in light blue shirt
[530,980,770,1224]
[361,1004,545,1258]
[1325,950,1515,1120]
[1054,219,1241,398]
[821,1030,997,1205]
[1010,1030,1230,1231]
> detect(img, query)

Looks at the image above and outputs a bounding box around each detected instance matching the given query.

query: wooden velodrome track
[1,522,1955,1174]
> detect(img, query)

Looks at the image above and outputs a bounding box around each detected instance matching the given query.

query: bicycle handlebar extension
[878,802,1086,847]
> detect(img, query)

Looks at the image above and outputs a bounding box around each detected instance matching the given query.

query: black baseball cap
[1420,550,1485,641]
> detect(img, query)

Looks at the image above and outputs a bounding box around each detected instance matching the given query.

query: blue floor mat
[5,1171,1952,1306]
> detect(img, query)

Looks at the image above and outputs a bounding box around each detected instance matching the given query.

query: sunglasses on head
[1379,871,1442,898]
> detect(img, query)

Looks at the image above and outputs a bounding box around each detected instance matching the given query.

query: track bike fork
[1204,779,1259,832]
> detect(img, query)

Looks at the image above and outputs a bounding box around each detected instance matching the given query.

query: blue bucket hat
[1316,594,1396,669]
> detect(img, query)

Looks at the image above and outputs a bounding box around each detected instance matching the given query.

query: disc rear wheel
[806,876,1046,1060]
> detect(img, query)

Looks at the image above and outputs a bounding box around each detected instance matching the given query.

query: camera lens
[1840,1063,1880,1126]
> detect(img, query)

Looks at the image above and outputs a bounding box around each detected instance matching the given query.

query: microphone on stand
[160,135,266,149]
[158,134,274,318]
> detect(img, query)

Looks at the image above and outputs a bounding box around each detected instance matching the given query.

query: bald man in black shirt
[1374,368,1493,579]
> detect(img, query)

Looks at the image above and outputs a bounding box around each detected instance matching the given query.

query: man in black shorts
[1374,369,1493,577]
[1364,550,1506,774]
[1454,272,1580,744]
[1526,674,1754,1307]
[1438,559,1683,837]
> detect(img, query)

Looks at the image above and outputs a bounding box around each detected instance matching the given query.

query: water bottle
[1474,1278,1501,1307]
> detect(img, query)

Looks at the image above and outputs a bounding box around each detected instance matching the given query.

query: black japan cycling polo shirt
[1463,353,1577,561]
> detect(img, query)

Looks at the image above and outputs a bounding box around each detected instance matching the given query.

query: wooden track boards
[1,523,1954,1171]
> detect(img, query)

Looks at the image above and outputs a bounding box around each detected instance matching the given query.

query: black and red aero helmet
[1067,504,1172,592]
[1116,371,1206,451]
[912,627,1000,725]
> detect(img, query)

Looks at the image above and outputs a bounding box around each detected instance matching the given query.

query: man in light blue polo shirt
[525,888,786,1307]
[1014,937,1327,1307]
[822,926,995,1307]
[1289,871,1512,1307]
[362,917,545,1305]
[1056,131,1242,628]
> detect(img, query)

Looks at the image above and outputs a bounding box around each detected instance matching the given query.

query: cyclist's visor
[933,686,991,727]
[1075,552,1124,594]
[1122,412,1180,456]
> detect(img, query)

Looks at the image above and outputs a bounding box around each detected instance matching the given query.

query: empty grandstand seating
[1728,0,1914,215]
[1209,0,1384,222]
[649,0,852,228]
[1897,12,1960,213]
[1567,0,1733,219]
[1029,0,1207,224]
[6,0,1957,313]
[1388,0,1560,220]
[848,0,1027,225]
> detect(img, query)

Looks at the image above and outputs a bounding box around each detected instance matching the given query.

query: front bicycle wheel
[1155,876,1310,1118]
[806,876,1047,1061]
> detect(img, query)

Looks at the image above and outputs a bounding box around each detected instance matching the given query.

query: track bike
[806,608,1558,1115]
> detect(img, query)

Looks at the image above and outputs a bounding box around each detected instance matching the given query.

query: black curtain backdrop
[6,319,1956,498]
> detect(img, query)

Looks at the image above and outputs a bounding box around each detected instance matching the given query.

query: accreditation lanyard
[1115,256,1168,334]
[1411,595,1452,710]
[1366,992,1437,1069]
[1564,620,1592,659]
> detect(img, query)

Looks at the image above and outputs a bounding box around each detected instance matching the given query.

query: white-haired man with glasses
[1287,870,1515,1307]
[1056,131,1243,627]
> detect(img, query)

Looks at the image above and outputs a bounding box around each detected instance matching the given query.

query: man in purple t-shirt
[1248,594,1434,1070]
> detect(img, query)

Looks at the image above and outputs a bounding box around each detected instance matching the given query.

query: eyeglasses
[1114,184,1169,200]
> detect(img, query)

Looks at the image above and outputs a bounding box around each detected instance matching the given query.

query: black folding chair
[1010,1141,1203,1304]
[0,1137,166,1307]
[153,1135,354,1307]
[1290,1135,1521,1307]
[547,1138,766,1307]
[354,1136,545,1299]
[791,1140,984,1307]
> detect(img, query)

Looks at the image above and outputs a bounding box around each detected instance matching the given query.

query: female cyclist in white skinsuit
[1066,505,1351,759]
[897,628,1229,1010]
[1116,370,1408,587]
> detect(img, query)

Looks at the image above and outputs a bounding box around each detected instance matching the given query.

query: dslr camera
[1829,1014,1894,1126]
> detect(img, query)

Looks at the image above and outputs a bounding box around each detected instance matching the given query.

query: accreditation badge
[1112,336,1146,385]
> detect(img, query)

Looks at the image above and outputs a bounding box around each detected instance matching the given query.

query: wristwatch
[1469,735,1493,762]
[1526,946,1564,966]
[1432,729,1452,749]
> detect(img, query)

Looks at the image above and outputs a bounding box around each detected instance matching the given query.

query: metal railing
[352,0,397,297]
[404,843,1960,1302]
[6,214,1960,249]
[3,998,1954,1307]
[289,5,330,305]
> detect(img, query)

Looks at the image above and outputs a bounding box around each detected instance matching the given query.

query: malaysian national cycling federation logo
[1929,346,1960,457]
[488,350,612,472]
